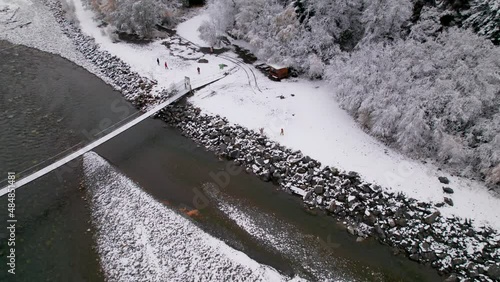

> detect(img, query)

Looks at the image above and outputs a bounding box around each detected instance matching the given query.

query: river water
[0,40,441,281]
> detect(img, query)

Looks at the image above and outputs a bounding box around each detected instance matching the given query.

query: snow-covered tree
[199,0,236,46]
[327,27,500,184]
[87,0,181,39]
[463,0,500,44]
[357,0,413,45]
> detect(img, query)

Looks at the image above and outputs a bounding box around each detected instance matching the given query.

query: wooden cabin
[268,64,289,81]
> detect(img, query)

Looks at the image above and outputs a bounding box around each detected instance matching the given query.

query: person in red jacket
[164,61,168,69]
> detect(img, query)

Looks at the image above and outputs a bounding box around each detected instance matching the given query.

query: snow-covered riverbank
[2,0,499,280]
[83,152,300,281]
[158,102,500,281]
[0,0,100,76]
[64,0,500,230]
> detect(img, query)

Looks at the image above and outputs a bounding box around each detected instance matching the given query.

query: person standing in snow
[165,61,168,69]
[157,58,159,65]
[197,67,200,74]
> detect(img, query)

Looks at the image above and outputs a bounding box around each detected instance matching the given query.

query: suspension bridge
[0,70,234,197]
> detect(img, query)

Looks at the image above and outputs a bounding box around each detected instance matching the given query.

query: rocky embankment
[43,0,158,108]
[157,105,500,282]
[44,1,500,281]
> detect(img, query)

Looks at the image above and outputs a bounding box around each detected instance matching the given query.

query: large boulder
[444,197,454,206]
[424,211,441,224]
[438,176,450,184]
[314,185,324,194]
[487,264,500,280]
[442,187,454,194]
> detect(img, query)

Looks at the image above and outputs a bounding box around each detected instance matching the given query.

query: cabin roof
[267,63,287,70]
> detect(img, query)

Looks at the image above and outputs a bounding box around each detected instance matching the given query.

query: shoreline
[3,0,499,280]
[157,102,499,281]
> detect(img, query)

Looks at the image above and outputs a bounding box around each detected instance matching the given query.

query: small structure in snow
[267,64,289,81]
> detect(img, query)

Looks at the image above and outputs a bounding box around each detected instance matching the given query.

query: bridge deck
[0,71,232,197]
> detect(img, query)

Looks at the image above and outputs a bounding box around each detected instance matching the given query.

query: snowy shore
[83,152,297,282]
[157,103,500,281]
[2,0,500,280]
[59,0,500,234]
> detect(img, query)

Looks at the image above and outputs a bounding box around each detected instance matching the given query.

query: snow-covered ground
[3,0,498,230]
[83,152,301,281]
[72,0,230,95]
[179,15,500,231]
[0,0,101,79]
[67,1,500,230]
[189,58,500,230]
[177,13,210,47]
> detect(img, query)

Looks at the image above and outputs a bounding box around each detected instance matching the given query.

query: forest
[199,0,500,188]
[87,0,500,189]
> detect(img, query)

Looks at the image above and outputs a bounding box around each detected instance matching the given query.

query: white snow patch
[72,0,234,94]
[0,0,102,78]
[176,14,210,47]
[205,186,352,281]
[83,151,293,282]
[182,11,500,231]
[289,186,306,197]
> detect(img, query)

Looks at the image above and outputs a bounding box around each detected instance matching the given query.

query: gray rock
[487,264,500,280]
[387,218,396,228]
[468,268,479,278]
[360,184,373,194]
[347,171,359,179]
[374,225,386,239]
[434,251,446,259]
[421,251,437,261]
[303,191,314,202]
[297,167,306,174]
[443,274,458,282]
[327,201,336,213]
[255,158,265,166]
[347,225,356,236]
[409,253,419,261]
[301,156,311,163]
[396,218,408,227]
[314,185,324,194]
[272,171,281,180]
[438,176,450,184]
[245,155,253,163]
[331,167,340,176]
[442,187,454,194]
[337,194,346,202]
[424,211,441,224]
[261,172,271,182]
[229,150,240,159]
[451,258,465,266]
[364,215,377,226]
[444,197,454,206]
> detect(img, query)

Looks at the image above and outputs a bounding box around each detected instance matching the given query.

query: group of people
[156,58,201,74]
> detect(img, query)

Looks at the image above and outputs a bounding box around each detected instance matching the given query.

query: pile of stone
[157,104,500,282]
